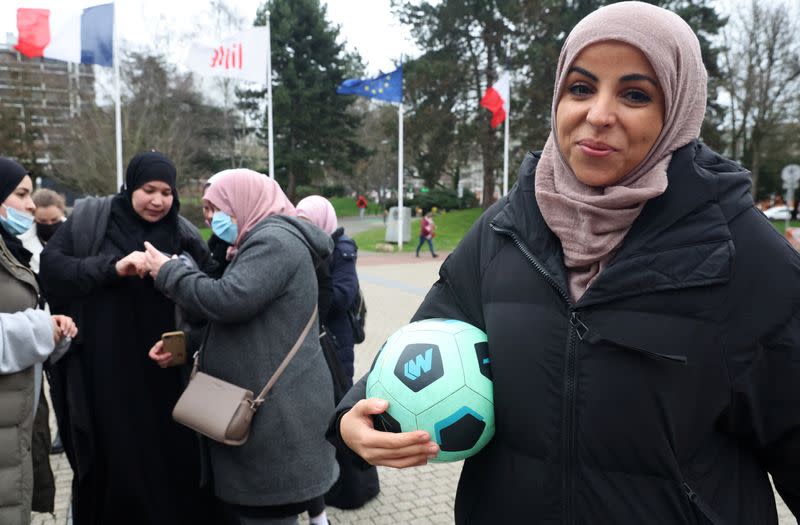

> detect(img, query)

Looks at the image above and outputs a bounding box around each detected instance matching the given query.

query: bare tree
[720,0,800,197]
[0,74,44,173]
[196,0,257,170]
[51,53,234,195]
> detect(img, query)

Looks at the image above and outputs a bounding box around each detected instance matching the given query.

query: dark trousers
[416,235,436,256]
[220,507,298,525]
[219,496,327,525]
[306,495,325,516]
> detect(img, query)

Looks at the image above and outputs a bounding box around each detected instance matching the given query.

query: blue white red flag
[15,3,113,67]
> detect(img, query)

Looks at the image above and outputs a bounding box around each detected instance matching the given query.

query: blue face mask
[211,211,238,244]
[0,204,34,236]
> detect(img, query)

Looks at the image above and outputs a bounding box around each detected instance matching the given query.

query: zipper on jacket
[583,330,687,365]
[490,224,577,524]
[683,482,727,525]
[563,312,581,525]
[489,224,571,303]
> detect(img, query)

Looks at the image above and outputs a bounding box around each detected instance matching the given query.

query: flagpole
[113,1,123,190]
[265,11,274,179]
[503,103,509,196]
[397,102,404,250]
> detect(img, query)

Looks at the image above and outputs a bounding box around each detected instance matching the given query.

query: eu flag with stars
[337,66,402,103]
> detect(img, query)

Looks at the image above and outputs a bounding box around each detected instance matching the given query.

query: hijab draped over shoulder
[534,1,707,300]
[203,169,296,258]
[296,195,338,235]
[107,151,181,255]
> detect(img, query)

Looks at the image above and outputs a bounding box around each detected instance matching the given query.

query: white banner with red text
[186,26,267,83]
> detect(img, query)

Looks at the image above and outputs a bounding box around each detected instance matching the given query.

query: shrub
[321,183,347,197]
[295,185,316,201]
[382,187,477,214]
[180,200,206,229]
[295,183,348,202]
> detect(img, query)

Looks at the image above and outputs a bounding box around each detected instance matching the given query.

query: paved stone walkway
[33,248,795,524]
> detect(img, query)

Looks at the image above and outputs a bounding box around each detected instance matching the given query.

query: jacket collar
[490,141,753,307]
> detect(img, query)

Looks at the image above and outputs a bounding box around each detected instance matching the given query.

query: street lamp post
[782,164,800,230]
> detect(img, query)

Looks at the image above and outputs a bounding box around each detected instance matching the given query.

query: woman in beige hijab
[333,2,799,523]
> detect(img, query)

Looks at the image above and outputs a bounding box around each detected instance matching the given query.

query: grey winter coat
[155,215,338,506]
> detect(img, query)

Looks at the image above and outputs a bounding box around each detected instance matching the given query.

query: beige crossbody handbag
[172,306,318,446]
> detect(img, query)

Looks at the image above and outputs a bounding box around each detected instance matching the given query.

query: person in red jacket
[356,195,368,219]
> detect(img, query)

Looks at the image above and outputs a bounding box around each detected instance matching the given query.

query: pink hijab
[296,195,338,235]
[203,169,296,257]
[534,1,707,301]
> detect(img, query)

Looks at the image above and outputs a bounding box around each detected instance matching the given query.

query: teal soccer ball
[366,318,494,462]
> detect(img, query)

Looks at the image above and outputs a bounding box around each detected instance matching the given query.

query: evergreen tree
[403,53,464,191]
[662,0,728,151]
[513,0,605,157]
[238,0,367,200]
[395,0,519,207]
[394,0,727,207]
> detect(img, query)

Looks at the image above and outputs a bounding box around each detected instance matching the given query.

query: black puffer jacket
[325,227,359,384]
[336,142,800,524]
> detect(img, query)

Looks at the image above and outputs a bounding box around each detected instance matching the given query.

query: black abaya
[40,153,218,524]
[42,215,217,525]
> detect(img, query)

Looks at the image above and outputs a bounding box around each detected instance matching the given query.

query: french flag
[480,72,510,129]
[15,3,113,67]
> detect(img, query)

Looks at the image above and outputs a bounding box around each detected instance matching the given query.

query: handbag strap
[189,305,318,410]
[252,305,317,407]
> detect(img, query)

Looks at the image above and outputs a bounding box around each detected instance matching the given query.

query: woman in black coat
[333,3,799,524]
[39,152,218,525]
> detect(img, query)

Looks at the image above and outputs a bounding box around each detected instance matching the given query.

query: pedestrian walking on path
[415,212,437,258]
[356,195,368,219]
[331,3,800,523]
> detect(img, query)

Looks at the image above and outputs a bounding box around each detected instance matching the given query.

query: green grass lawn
[770,220,800,235]
[353,208,484,253]
[195,196,378,225]
[198,197,381,240]
[329,196,384,217]
[329,196,361,217]
[204,209,794,253]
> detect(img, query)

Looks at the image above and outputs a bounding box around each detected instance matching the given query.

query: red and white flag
[186,27,267,83]
[480,72,510,128]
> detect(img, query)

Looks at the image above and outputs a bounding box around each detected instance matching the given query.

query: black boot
[50,431,64,455]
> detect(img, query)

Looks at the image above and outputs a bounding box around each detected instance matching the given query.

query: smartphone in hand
[161,331,187,366]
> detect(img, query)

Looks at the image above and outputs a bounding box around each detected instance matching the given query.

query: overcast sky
[0,0,790,84]
[0,0,417,76]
